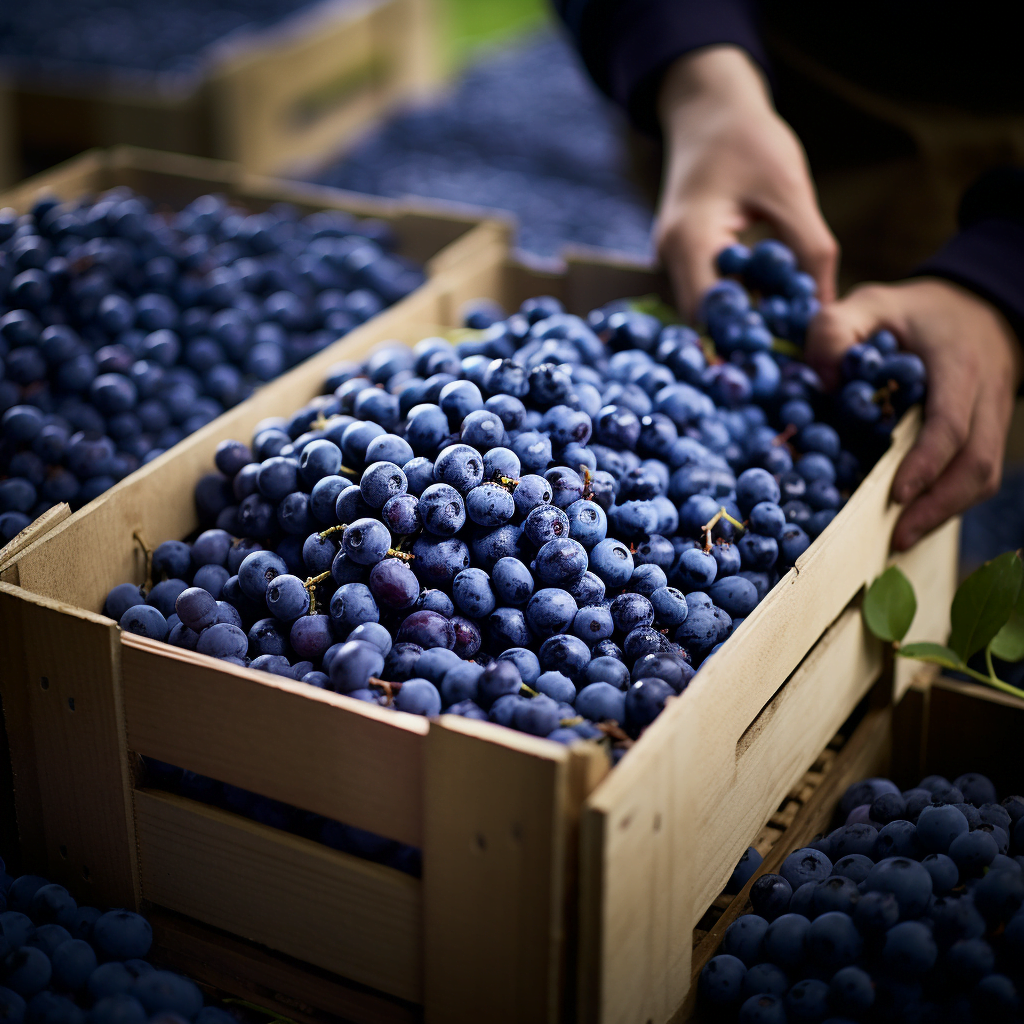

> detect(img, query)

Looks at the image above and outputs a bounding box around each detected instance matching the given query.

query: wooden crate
[0,235,959,1023]
[685,673,1024,1020]
[0,0,436,187]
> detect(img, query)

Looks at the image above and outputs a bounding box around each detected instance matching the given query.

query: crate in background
[1,238,959,1023]
[0,0,437,188]
[685,672,1024,1021]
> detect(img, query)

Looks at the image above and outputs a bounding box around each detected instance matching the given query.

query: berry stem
[520,683,539,698]
[385,548,416,561]
[303,570,332,614]
[319,523,348,541]
[132,530,154,592]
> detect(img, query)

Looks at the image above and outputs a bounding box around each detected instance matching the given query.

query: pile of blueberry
[312,30,655,260]
[0,862,235,1024]
[702,772,1024,1022]
[101,238,926,757]
[0,189,424,544]
[0,0,317,78]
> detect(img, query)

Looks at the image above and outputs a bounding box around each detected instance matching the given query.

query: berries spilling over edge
[704,770,1024,1022]
[0,187,425,542]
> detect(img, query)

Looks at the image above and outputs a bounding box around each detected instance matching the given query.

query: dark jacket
[553,0,1024,338]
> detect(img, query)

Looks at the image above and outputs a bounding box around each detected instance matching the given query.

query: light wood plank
[691,602,883,917]
[890,516,960,700]
[123,634,426,846]
[423,716,570,1024]
[0,503,71,579]
[135,788,422,1002]
[0,582,138,908]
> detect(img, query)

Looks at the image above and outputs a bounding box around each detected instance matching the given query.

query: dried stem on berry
[303,570,332,614]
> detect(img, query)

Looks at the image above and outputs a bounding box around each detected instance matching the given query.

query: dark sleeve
[552,0,767,134]
[916,167,1024,342]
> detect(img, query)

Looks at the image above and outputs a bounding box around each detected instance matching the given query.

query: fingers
[764,189,839,304]
[656,198,744,321]
[804,285,892,390]
[892,378,1006,550]
[890,342,980,508]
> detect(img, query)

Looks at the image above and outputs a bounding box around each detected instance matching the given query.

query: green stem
[947,657,1024,701]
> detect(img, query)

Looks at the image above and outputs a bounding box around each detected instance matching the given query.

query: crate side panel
[123,636,426,846]
[577,729,683,1024]
[690,602,883,917]
[890,516,960,701]
[212,0,384,175]
[0,584,137,906]
[423,717,569,1024]
[135,788,421,1002]
[925,677,1024,793]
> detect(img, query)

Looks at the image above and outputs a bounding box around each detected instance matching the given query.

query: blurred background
[0,0,1020,569]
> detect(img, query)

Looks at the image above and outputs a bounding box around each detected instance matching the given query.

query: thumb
[804,285,895,390]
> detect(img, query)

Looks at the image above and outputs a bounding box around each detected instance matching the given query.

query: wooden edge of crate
[423,715,577,1024]
[122,633,428,847]
[0,503,72,576]
[679,702,894,1022]
[0,580,139,907]
[148,908,420,1024]
[135,787,423,1003]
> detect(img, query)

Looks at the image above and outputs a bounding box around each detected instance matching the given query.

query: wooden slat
[123,635,426,846]
[148,909,420,1024]
[0,502,71,579]
[0,582,138,908]
[889,516,960,700]
[578,716,690,1024]
[423,716,571,1024]
[135,788,422,1002]
[691,601,883,916]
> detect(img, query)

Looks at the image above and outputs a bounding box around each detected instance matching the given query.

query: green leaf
[949,551,1023,661]
[863,565,917,643]
[897,642,966,671]
[627,294,682,325]
[990,574,1024,662]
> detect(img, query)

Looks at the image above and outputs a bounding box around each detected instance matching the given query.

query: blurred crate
[0,0,437,187]
[1,228,959,1023]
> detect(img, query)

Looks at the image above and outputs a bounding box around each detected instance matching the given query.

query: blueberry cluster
[702,772,1024,1022]
[0,862,235,1024]
[0,0,315,77]
[710,241,926,446]
[102,241,924,755]
[313,31,655,259]
[0,189,424,544]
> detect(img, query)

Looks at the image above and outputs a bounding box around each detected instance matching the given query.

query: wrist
[912,277,1024,390]
[657,45,772,133]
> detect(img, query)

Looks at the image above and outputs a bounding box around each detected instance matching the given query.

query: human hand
[655,45,838,320]
[806,278,1023,550]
